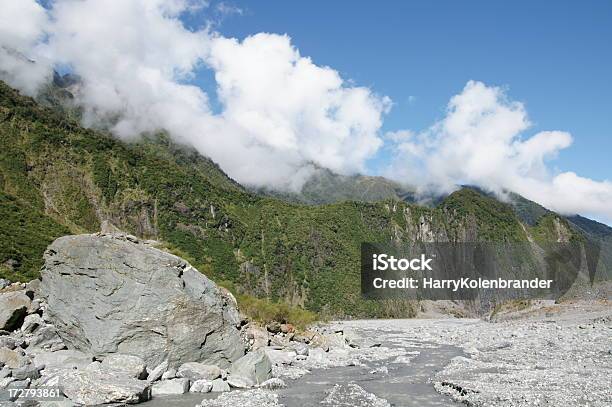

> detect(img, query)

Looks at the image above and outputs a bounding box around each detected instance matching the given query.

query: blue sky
[191,0,611,182]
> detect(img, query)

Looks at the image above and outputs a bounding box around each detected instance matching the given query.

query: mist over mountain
[1,0,611,225]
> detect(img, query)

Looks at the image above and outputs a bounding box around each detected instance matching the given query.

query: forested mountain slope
[0,81,606,317]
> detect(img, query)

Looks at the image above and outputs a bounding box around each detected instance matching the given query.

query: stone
[290,342,309,356]
[151,378,190,397]
[101,354,147,379]
[266,322,281,334]
[245,325,269,350]
[259,378,286,390]
[161,368,176,380]
[280,324,294,334]
[0,347,26,369]
[229,349,272,385]
[211,378,230,392]
[264,348,296,366]
[147,360,168,383]
[45,368,151,405]
[20,314,43,335]
[0,279,10,290]
[0,366,11,379]
[26,325,65,351]
[11,364,41,380]
[32,349,92,371]
[196,388,282,407]
[41,233,245,368]
[0,292,31,331]
[0,337,16,350]
[190,379,213,393]
[177,362,221,381]
[226,375,254,389]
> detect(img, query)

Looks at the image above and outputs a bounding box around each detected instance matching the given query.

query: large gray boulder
[40,233,245,369]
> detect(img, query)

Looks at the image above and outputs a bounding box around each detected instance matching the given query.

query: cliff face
[0,81,606,317]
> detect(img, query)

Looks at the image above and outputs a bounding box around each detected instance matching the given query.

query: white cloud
[0,0,52,94]
[0,0,389,192]
[386,80,612,224]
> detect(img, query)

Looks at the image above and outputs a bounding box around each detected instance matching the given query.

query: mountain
[0,80,608,318]
[254,167,418,205]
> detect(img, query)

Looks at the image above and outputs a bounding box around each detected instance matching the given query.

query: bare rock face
[40,233,246,369]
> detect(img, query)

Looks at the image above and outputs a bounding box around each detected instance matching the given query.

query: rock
[0,279,10,290]
[0,292,31,331]
[197,388,282,407]
[226,375,254,389]
[41,233,245,368]
[264,348,296,366]
[161,368,176,380]
[0,337,16,350]
[177,362,221,381]
[147,360,168,383]
[290,342,309,356]
[229,349,272,385]
[259,378,286,390]
[0,377,15,389]
[151,378,190,397]
[26,325,65,351]
[0,347,26,369]
[369,366,388,375]
[190,379,213,393]
[211,378,230,392]
[269,334,290,348]
[245,325,269,350]
[32,349,92,371]
[266,322,281,334]
[45,368,151,405]
[11,364,41,380]
[101,354,147,379]
[20,314,43,334]
[0,366,11,378]
[280,324,294,334]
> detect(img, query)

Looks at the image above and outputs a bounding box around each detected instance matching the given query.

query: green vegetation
[0,80,587,318]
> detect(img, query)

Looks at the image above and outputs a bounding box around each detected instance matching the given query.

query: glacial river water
[143,323,464,407]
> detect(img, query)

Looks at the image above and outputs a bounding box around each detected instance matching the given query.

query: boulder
[259,378,286,390]
[177,362,221,381]
[161,368,176,380]
[101,354,147,379]
[45,368,151,405]
[211,378,230,392]
[0,347,27,369]
[151,378,190,397]
[0,337,16,350]
[244,325,269,350]
[11,363,42,380]
[26,325,65,351]
[226,375,254,389]
[21,314,44,334]
[0,291,30,331]
[190,379,213,393]
[147,360,168,383]
[40,233,245,368]
[228,349,272,385]
[32,349,92,371]
[264,348,296,366]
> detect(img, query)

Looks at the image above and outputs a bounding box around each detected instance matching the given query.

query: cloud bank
[0,0,388,191]
[0,1,610,223]
[386,81,612,223]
